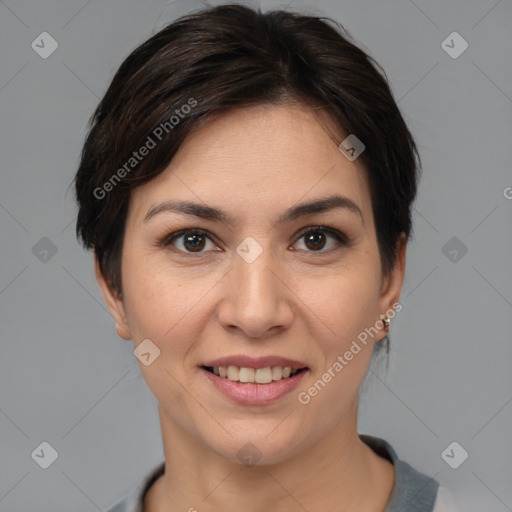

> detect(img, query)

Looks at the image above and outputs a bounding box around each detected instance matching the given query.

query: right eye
[162,228,220,253]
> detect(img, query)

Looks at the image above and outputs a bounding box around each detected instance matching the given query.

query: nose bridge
[234,238,279,307]
[236,249,275,297]
[218,236,293,337]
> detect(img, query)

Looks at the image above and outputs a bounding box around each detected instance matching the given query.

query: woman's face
[97,103,405,465]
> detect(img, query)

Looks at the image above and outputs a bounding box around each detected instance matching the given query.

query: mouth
[202,365,308,383]
[199,356,310,404]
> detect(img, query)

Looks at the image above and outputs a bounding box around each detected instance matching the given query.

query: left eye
[293,227,346,252]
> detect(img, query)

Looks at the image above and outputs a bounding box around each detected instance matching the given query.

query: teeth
[255,367,273,384]
[211,365,301,383]
[272,366,283,380]
[227,365,239,381]
[239,367,255,382]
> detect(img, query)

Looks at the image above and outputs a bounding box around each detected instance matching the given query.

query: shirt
[105,434,456,512]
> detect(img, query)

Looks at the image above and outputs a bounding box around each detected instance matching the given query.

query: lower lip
[201,367,308,405]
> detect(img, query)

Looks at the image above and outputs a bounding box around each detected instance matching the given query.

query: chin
[197,420,313,468]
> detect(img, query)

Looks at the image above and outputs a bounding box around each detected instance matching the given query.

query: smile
[201,366,309,405]
[203,365,306,383]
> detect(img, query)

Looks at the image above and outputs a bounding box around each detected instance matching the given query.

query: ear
[94,253,132,340]
[377,233,407,340]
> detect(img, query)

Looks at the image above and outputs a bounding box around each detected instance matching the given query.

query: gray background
[0,0,511,510]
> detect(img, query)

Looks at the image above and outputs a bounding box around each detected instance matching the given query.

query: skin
[96,102,406,512]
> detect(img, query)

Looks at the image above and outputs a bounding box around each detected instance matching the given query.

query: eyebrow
[143,194,364,225]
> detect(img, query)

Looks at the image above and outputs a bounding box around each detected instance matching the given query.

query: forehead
[127,103,373,226]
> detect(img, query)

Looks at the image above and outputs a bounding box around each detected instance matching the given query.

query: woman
[74,4,457,511]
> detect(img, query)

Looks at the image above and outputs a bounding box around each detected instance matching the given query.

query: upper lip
[202,355,308,370]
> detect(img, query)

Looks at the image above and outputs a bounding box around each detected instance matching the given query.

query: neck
[145,399,394,512]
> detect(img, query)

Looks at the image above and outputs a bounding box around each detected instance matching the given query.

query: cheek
[291,255,382,409]
[295,273,381,426]
[295,260,382,347]
[119,250,207,409]
[120,244,197,346]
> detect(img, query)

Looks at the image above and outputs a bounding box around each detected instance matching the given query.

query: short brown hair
[75,3,420,301]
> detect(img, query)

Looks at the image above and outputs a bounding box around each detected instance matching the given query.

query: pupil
[185,234,205,251]
[306,231,325,250]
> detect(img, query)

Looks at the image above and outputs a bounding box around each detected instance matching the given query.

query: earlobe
[93,254,132,340]
[377,233,407,338]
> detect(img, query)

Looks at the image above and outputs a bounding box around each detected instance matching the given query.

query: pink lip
[201,367,308,405]
[202,355,308,370]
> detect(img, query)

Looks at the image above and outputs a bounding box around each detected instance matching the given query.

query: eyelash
[159,225,349,255]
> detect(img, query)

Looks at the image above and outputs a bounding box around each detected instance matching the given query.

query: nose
[217,246,294,339]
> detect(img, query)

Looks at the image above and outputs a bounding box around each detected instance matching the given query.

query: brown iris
[304,230,327,251]
[183,233,206,252]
